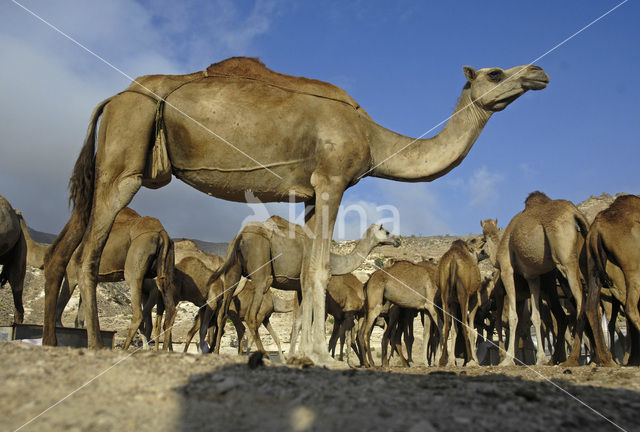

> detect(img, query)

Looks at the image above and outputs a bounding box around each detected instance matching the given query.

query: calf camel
[566,195,640,367]
[211,215,399,357]
[15,212,49,269]
[42,57,549,363]
[495,192,590,366]
[326,273,366,363]
[359,260,440,367]
[0,195,26,323]
[438,240,482,366]
[55,208,176,350]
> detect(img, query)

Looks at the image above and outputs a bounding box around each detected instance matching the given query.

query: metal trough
[0,324,116,349]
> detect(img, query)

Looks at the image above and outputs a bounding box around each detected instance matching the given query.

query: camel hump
[114,207,141,222]
[524,191,551,209]
[600,194,640,222]
[205,57,360,108]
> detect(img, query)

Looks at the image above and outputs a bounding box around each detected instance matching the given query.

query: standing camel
[438,240,483,366]
[42,57,549,363]
[208,215,398,357]
[0,195,26,323]
[494,192,592,366]
[55,208,176,350]
[566,195,640,366]
[359,260,440,367]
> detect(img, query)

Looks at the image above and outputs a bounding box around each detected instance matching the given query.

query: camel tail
[589,231,613,288]
[207,233,242,286]
[45,96,114,265]
[574,212,589,239]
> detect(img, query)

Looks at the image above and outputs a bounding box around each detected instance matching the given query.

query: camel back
[126,57,360,109]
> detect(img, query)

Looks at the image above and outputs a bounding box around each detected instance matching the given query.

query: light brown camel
[480,218,571,364]
[326,273,366,363]
[438,239,483,366]
[0,195,26,323]
[565,195,640,367]
[494,192,593,366]
[15,212,49,269]
[211,215,399,357]
[358,260,440,367]
[42,57,549,363]
[174,239,224,271]
[55,207,176,350]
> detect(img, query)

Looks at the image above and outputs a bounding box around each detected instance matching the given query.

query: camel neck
[367,87,492,182]
[329,235,376,275]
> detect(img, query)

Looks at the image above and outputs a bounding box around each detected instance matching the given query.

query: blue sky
[0,1,638,241]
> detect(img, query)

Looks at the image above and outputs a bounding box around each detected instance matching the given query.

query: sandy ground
[1,342,640,432]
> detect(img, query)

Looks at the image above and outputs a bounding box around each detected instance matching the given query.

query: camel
[326,273,367,363]
[42,57,549,363]
[358,260,440,367]
[210,215,399,357]
[566,195,640,367]
[438,240,482,366]
[493,192,593,366]
[174,239,224,271]
[15,212,49,269]
[480,218,568,364]
[55,207,176,350]
[0,195,26,324]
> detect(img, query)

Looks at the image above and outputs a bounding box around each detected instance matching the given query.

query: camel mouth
[522,78,549,91]
[382,237,402,248]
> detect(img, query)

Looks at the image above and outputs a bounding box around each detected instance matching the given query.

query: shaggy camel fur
[438,240,482,366]
[359,260,440,367]
[0,195,26,323]
[55,208,176,350]
[42,57,549,363]
[15,213,49,269]
[494,192,590,366]
[212,215,398,357]
[565,195,640,367]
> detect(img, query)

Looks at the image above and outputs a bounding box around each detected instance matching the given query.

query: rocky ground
[1,192,638,431]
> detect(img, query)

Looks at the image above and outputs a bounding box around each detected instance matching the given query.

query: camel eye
[488,70,502,82]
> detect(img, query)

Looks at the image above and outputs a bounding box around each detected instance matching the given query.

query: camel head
[463,64,549,112]
[366,224,401,248]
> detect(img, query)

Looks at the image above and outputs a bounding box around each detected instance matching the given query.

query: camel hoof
[559,359,579,367]
[498,358,515,367]
[465,360,478,367]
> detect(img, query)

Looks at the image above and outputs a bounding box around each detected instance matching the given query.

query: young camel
[42,57,549,365]
[183,271,290,361]
[359,260,440,368]
[326,273,366,363]
[0,195,26,324]
[208,215,398,358]
[438,240,482,366]
[565,195,640,367]
[494,192,591,366]
[55,208,176,350]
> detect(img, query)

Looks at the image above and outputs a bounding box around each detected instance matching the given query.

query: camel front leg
[298,179,344,364]
[264,320,286,362]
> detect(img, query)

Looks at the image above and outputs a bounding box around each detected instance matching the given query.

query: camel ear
[463,66,477,82]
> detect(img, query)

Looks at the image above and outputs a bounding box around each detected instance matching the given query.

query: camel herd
[1,56,637,367]
[2,191,639,368]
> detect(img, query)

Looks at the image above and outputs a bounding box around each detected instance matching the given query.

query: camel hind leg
[76,102,154,348]
[5,237,26,324]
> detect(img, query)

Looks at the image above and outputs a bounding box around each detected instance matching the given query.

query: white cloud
[0,1,283,239]
[469,166,504,207]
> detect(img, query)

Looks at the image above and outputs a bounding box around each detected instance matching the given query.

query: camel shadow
[174,363,639,432]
